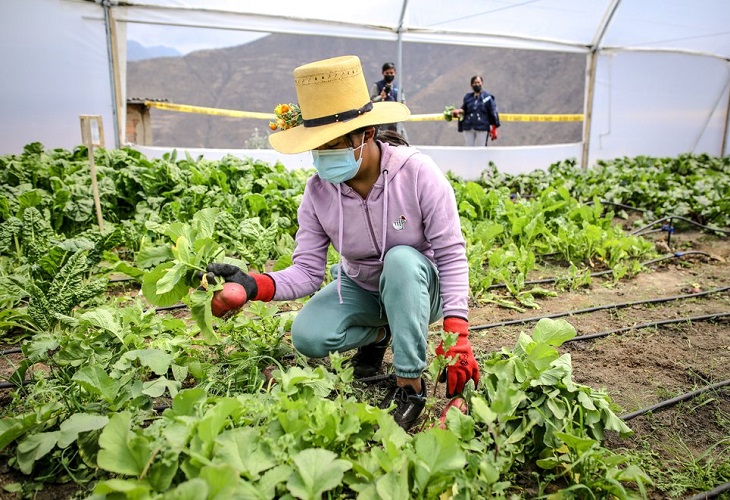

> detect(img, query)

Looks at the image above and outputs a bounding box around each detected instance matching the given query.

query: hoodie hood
[267,140,469,320]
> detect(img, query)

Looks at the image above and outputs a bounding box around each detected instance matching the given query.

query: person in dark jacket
[451,75,500,146]
[371,62,408,138]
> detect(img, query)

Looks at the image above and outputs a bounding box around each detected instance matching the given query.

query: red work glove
[489,125,498,141]
[435,317,480,397]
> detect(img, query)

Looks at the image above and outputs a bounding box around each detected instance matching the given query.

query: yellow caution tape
[146,101,583,123]
[145,101,275,120]
[409,113,583,122]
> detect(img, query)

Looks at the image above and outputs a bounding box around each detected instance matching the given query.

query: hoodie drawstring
[379,169,389,262]
[337,169,389,305]
[336,183,344,304]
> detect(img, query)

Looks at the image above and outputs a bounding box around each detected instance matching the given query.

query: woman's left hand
[436,317,480,397]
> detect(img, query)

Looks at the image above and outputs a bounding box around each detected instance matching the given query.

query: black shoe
[350,326,391,379]
[379,379,426,430]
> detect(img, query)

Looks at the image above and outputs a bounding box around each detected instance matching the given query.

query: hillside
[127,34,585,148]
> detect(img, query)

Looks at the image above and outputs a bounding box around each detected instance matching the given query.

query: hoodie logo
[393,215,407,231]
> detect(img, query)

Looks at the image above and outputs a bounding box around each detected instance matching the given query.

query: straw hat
[268,55,411,154]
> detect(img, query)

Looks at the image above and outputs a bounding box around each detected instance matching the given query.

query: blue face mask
[312,134,366,184]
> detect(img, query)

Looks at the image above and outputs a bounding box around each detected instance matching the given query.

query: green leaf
[554,431,597,453]
[532,318,576,346]
[156,261,186,295]
[376,470,411,500]
[79,307,123,343]
[142,262,190,307]
[213,427,277,480]
[188,288,217,344]
[162,478,209,500]
[113,261,145,280]
[170,387,207,417]
[93,478,152,497]
[411,429,466,493]
[198,464,247,499]
[115,349,173,376]
[16,431,59,474]
[72,366,121,403]
[142,377,180,398]
[97,412,152,476]
[287,448,352,500]
[136,244,174,269]
[57,413,109,448]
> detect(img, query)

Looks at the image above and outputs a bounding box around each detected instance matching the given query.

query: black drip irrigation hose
[631,215,730,237]
[0,380,32,390]
[567,312,730,342]
[686,481,730,500]
[153,303,188,312]
[470,285,730,332]
[0,347,22,356]
[488,251,712,291]
[620,379,730,421]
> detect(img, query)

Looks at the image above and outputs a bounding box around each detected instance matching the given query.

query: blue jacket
[373,79,400,102]
[460,91,500,131]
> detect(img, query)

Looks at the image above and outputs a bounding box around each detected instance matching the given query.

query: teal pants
[291,246,443,379]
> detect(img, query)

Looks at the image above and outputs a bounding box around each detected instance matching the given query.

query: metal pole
[102,0,120,148]
[721,74,730,156]
[581,0,622,169]
[396,0,408,104]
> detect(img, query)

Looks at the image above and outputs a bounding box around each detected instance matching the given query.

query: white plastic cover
[1,0,116,151]
[1,0,728,176]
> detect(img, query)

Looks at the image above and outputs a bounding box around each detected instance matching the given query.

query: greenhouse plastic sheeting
[1,0,729,174]
[1,0,116,150]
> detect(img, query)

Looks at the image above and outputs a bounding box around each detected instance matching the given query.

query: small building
[126,98,167,145]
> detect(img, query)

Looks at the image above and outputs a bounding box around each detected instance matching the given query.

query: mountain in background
[127,34,585,148]
[127,40,181,61]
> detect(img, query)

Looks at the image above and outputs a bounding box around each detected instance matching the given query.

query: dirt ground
[466,229,730,498]
[0,229,728,498]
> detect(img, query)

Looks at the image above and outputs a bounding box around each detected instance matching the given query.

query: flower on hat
[269,103,303,131]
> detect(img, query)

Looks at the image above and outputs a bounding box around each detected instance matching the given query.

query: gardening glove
[436,316,480,397]
[204,263,275,303]
[489,125,498,141]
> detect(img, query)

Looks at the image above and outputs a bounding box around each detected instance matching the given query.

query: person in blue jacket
[451,75,500,146]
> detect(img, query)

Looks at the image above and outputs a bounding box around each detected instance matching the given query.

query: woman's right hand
[205,263,258,317]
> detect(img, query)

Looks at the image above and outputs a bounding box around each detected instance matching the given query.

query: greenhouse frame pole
[722,76,730,156]
[103,0,121,148]
[396,0,408,105]
[582,0,621,169]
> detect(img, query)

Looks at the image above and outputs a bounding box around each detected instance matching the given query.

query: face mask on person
[472,84,482,93]
[312,133,366,184]
[384,74,395,83]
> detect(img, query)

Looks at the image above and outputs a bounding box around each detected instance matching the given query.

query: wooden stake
[80,115,105,232]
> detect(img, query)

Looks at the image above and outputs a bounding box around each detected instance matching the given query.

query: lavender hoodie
[268,141,469,319]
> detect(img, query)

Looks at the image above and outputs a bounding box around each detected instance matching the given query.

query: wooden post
[79,115,105,232]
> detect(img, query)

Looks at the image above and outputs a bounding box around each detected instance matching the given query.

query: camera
[384,84,392,95]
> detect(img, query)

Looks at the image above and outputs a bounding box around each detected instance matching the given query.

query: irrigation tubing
[470,285,730,332]
[686,481,730,500]
[631,215,730,237]
[566,311,730,342]
[620,379,730,421]
[0,347,22,356]
[488,251,712,291]
[0,380,32,390]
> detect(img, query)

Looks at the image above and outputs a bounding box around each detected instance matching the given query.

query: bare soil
[465,229,730,498]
